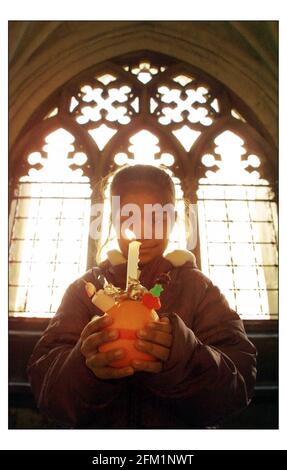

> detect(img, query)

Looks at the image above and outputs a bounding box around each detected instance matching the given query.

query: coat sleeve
[27,276,124,427]
[138,269,257,427]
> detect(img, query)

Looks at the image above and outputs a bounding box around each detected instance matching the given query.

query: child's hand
[133,316,173,374]
[80,313,134,380]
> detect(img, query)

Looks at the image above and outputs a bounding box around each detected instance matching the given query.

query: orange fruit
[99,299,159,368]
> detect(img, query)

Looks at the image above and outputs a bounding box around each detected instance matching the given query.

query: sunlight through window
[197,130,278,319]
[9,129,91,317]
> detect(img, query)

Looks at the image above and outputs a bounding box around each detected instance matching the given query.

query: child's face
[115,188,175,265]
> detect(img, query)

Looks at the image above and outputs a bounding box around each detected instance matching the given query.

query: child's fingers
[147,319,172,334]
[135,340,170,362]
[81,313,113,341]
[132,360,163,374]
[84,347,134,379]
[160,316,170,323]
[80,329,119,355]
[136,328,172,348]
[85,348,125,368]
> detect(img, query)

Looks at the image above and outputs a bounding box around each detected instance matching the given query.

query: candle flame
[125,228,136,241]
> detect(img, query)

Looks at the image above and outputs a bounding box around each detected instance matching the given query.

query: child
[27,164,257,429]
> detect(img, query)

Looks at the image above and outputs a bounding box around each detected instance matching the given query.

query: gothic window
[9,129,91,317]
[197,131,277,319]
[9,52,277,320]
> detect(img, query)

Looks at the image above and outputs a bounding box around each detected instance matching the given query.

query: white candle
[125,229,141,290]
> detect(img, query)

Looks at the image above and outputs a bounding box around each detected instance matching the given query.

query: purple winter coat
[27,253,257,429]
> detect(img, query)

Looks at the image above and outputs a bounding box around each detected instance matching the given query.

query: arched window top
[13,51,276,192]
[21,128,89,183]
[199,129,271,187]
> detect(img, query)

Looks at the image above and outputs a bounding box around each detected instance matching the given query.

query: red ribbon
[117,328,137,340]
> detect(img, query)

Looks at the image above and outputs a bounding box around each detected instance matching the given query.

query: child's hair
[110,164,175,204]
[96,165,176,263]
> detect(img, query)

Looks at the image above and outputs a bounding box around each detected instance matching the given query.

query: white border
[1,0,286,451]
